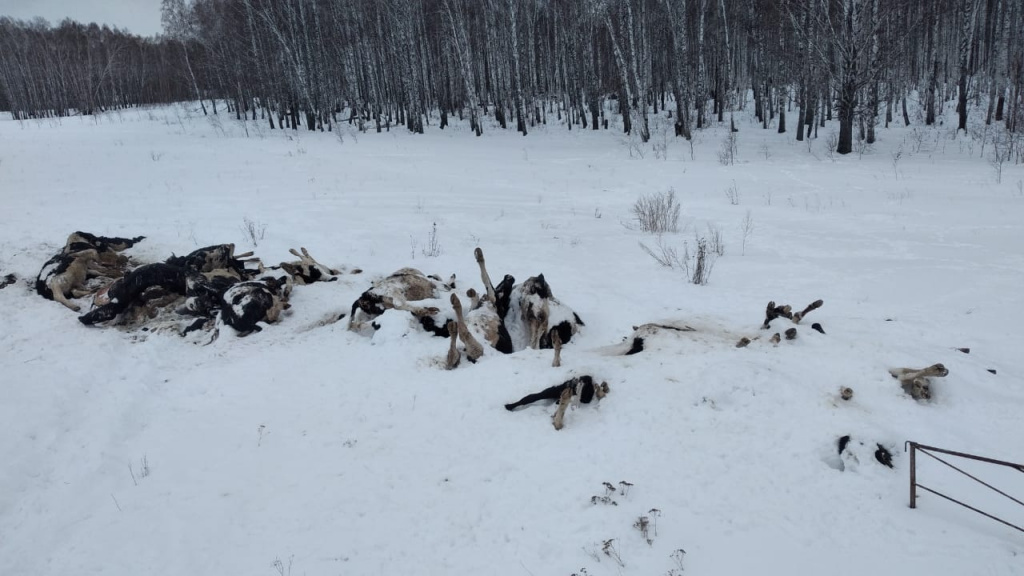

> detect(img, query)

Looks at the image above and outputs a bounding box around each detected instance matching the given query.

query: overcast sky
[0,0,163,36]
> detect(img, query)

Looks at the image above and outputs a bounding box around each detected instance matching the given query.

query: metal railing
[905,441,1024,534]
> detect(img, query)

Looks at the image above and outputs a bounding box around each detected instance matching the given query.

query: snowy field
[1,103,1023,576]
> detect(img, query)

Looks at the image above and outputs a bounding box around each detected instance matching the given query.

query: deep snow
[1,103,1022,576]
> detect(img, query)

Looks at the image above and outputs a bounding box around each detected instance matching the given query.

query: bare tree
[161,0,208,115]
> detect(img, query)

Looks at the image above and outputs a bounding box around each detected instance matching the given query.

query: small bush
[668,549,687,575]
[638,235,685,268]
[638,234,717,285]
[724,181,740,205]
[602,539,624,567]
[631,188,680,233]
[740,210,754,255]
[421,222,442,258]
[688,237,715,285]
[718,132,738,165]
[990,140,1008,184]
[706,224,725,256]
[826,132,838,161]
[241,217,267,247]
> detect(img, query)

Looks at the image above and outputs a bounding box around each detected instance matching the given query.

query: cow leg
[87,262,123,278]
[792,299,824,324]
[529,322,540,349]
[912,363,949,379]
[890,364,946,401]
[48,279,81,311]
[551,329,562,368]
[474,247,496,303]
[909,377,932,400]
[890,363,948,381]
[299,247,340,275]
[552,387,573,431]
[381,296,440,318]
[280,263,309,285]
[762,301,793,329]
[445,320,461,370]
[529,314,548,349]
[52,290,81,312]
[467,288,481,310]
[527,299,550,349]
[348,300,389,333]
[505,383,568,410]
[264,297,286,323]
[889,367,914,380]
[450,294,484,361]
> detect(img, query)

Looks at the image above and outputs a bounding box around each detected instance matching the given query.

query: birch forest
[1,0,1023,154]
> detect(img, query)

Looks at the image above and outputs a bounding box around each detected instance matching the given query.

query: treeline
[2,0,1024,154]
[0,18,195,117]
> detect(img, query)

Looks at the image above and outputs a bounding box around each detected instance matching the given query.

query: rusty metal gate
[905,441,1024,534]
